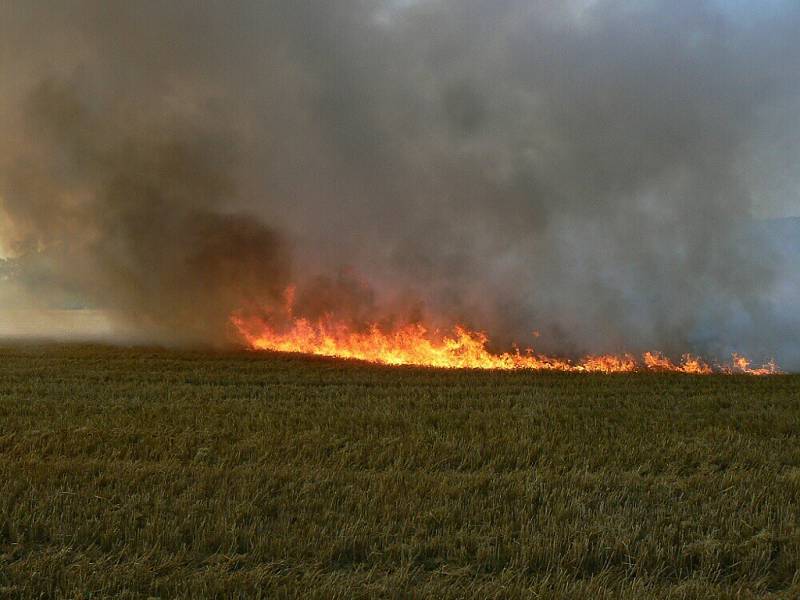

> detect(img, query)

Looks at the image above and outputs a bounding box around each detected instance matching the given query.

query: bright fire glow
[232,289,781,375]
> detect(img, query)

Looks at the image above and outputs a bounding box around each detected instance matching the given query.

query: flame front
[231,290,780,375]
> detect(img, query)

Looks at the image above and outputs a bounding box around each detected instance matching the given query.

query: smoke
[0,1,798,363]
[0,75,291,344]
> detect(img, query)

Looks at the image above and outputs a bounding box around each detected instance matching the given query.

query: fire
[723,354,780,376]
[643,351,713,374]
[231,289,781,375]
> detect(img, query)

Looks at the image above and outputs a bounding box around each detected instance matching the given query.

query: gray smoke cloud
[0,1,798,363]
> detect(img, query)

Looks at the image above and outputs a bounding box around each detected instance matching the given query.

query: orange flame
[721,354,781,376]
[643,351,713,374]
[231,290,781,375]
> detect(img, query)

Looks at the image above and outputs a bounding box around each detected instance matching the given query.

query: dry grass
[1,344,799,598]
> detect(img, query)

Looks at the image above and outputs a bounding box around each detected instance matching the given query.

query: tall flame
[232,288,780,375]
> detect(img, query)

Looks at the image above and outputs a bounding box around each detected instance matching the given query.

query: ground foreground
[0,344,799,599]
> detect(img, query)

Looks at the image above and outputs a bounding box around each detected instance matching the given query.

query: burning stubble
[0,1,798,368]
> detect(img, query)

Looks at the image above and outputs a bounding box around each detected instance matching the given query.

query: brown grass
[1,344,799,598]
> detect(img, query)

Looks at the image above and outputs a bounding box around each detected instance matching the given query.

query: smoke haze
[1,1,798,364]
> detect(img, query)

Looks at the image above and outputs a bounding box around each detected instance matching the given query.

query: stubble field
[1,344,798,598]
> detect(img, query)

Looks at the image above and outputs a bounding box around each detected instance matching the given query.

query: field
[1,344,799,599]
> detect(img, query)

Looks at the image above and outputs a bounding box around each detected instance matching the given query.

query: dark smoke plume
[1,77,290,343]
[0,1,798,364]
